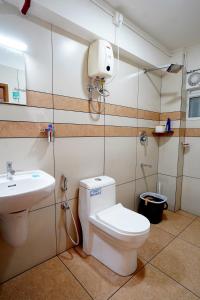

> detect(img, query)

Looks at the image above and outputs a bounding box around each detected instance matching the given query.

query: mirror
[0,46,26,105]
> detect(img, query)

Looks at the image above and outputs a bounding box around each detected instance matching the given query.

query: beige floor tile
[110,264,198,300]
[138,226,174,261]
[59,247,145,300]
[176,210,197,220]
[0,257,91,300]
[156,210,192,235]
[179,219,200,248]
[151,238,200,297]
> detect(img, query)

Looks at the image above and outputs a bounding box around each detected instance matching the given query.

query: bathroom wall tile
[55,123,104,137]
[110,264,198,300]
[54,137,104,202]
[158,137,180,176]
[157,174,177,211]
[27,91,53,109]
[54,110,104,126]
[116,181,135,210]
[59,247,143,300]
[105,104,137,118]
[106,59,138,108]
[137,109,160,121]
[0,205,56,283]
[186,119,200,128]
[136,136,159,179]
[175,176,183,211]
[0,121,51,138]
[0,138,54,209]
[137,119,159,128]
[0,6,52,93]
[151,238,200,297]
[160,111,182,121]
[161,72,182,113]
[52,27,88,99]
[179,218,200,247]
[105,137,136,185]
[0,104,53,123]
[137,127,155,137]
[56,198,81,254]
[0,138,53,172]
[177,137,184,177]
[105,126,137,137]
[160,120,181,129]
[105,115,137,127]
[0,257,92,300]
[138,71,161,112]
[54,95,89,112]
[181,176,200,216]
[185,128,200,137]
[135,175,157,211]
[183,138,200,178]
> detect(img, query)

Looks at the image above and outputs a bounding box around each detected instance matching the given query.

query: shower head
[166,64,183,73]
[144,64,183,74]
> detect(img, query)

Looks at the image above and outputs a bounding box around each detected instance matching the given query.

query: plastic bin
[138,192,168,224]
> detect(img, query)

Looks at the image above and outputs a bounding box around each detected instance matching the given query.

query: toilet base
[85,225,138,276]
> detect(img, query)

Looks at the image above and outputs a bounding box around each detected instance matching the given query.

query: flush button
[94,178,101,181]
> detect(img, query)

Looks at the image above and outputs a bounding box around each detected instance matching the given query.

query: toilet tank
[79,176,116,218]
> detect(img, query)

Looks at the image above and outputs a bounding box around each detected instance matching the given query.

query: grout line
[177,235,200,249]
[139,214,198,265]
[0,254,57,285]
[107,263,147,300]
[155,213,198,238]
[51,24,58,255]
[141,217,200,298]
[57,255,94,300]
[149,262,200,299]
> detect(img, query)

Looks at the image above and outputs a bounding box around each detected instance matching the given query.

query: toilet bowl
[79,176,150,276]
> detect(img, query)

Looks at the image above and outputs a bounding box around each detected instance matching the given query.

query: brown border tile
[54,95,90,113]
[0,121,49,138]
[137,127,155,137]
[138,109,160,121]
[55,124,104,137]
[160,111,186,121]
[105,126,137,137]
[185,128,200,137]
[27,91,53,109]
[105,103,137,118]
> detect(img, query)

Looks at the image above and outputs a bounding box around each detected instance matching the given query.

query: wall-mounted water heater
[88,39,114,79]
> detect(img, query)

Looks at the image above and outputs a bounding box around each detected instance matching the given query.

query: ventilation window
[188,95,200,118]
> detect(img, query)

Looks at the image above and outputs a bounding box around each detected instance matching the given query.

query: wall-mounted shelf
[152,131,174,136]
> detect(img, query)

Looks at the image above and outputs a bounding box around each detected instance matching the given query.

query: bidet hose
[63,192,79,246]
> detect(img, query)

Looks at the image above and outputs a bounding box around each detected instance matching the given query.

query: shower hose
[63,192,80,246]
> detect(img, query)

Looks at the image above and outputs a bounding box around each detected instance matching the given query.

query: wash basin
[0,170,55,214]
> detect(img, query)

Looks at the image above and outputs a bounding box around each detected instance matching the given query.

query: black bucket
[138,192,168,224]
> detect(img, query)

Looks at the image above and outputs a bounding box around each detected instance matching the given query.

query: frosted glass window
[189,96,200,118]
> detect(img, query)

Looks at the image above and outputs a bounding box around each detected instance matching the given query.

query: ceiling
[105,0,200,51]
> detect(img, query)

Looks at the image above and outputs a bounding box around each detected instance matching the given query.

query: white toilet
[79,176,150,276]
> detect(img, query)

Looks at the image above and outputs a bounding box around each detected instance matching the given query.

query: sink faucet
[6,161,15,180]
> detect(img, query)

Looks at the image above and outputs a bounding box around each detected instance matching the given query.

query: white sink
[0,170,55,247]
[0,170,55,214]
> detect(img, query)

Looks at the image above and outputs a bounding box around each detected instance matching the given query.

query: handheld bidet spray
[61,175,79,245]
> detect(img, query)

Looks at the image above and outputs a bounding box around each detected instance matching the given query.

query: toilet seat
[96,203,150,234]
[89,203,150,242]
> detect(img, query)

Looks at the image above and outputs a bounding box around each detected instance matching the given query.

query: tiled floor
[0,210,200,300]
